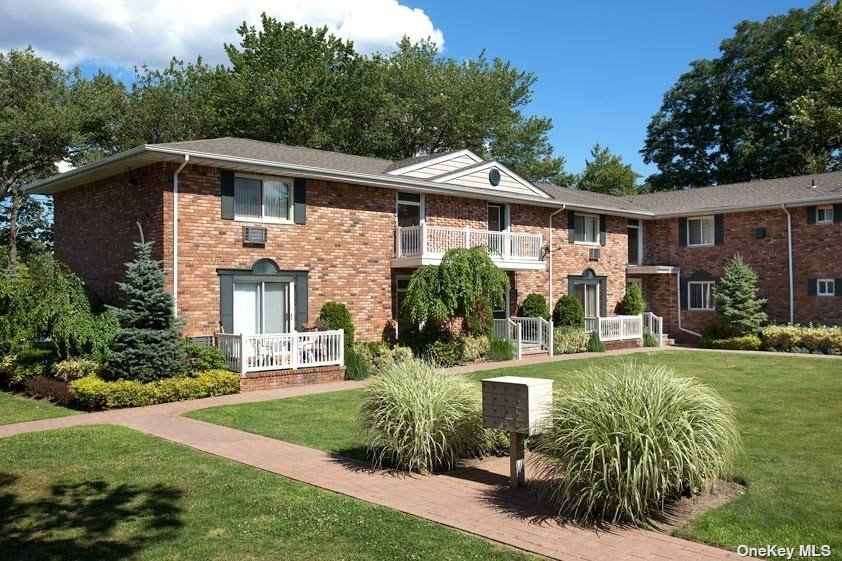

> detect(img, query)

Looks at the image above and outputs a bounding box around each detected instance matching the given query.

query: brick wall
[169,164,396,339]
[54,164,168,304]
[643,208,842,338]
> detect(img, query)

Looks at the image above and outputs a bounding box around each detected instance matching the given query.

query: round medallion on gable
[488,167,501,186]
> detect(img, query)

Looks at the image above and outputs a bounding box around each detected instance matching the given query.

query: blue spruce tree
[105,229,185,381]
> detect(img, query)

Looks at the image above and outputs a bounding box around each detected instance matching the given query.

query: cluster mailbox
[482,376,554,487]
[481,376,553,435]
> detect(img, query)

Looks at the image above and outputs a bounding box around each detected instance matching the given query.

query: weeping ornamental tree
[715,254,768,337]
[105,229,185,382]
[402,247,508,330]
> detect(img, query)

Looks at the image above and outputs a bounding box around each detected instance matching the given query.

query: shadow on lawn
[0,472,184,561]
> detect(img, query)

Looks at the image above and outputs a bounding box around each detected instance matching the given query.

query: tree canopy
[642,0,842,190]
[576,144,640,195]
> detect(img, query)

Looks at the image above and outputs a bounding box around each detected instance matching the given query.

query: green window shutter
[680,279,688,309]
[806,206,817,224]
[294,178,307,225]
[714,214,725,245]
[221,170,235,220]
[835,279,842,297]
[219,274,234,333]
[568,211,576,243]
[600,279,608,317]
[834,204,842,223]
[807,278,817,296]
[599,215,607,246]
[295,272,309,330]
[678,218,687,247]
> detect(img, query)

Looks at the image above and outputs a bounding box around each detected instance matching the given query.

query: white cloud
[0,0,444,68]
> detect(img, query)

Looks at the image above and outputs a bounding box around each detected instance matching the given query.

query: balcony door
[487,203,507,255]
[233,280,294,335]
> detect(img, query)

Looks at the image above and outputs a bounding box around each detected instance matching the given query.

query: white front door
[233,281,294,335]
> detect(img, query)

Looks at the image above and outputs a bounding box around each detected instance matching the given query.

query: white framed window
[688,216,715,246]
[396,192,424,227]
[689,281,715,310]
[817,206,834,225]
[234,174,293,222]
[817,279,836,297]
[574,213,600,244]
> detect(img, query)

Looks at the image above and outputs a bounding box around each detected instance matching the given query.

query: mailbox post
[481,376,553,487]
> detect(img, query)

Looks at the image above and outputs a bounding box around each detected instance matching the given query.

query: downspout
[548,205,566,308]
[676,268,702,338]
[172,154,190,318]
[781,204,794,324]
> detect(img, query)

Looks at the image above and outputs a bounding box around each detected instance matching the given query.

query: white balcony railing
[216,330,344,374]
[511,317,554,356]
[396,225,543,262]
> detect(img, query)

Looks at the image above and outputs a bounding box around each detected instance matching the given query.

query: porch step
[520,343,549,357]
[661,334,676,346]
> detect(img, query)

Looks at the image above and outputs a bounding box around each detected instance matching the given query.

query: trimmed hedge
[318,302,355,347]
[553,327,589,354]
[709,335,762,351]
[461,336,490,362]
[762,324,842,354]
[69,369,240,410]
[522,293,550,321]
[554,295,585,328]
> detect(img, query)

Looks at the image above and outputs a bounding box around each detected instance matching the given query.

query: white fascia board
[431,160,551,199]
[385,149,482,175]
[650,198,842,218]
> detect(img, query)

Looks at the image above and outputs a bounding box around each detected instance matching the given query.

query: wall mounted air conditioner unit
[243,226,268,245]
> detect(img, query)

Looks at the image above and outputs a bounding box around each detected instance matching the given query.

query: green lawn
[0,391,77,426]
[189,350,842,559]
[0,425,537,561]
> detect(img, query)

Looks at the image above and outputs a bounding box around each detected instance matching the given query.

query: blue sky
[1,0,816,177]
[410,0,815,177]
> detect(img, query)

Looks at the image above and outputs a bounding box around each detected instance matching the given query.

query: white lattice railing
[511,317,554,356]
[644,312,663,346]
[493,318,523,360]
[396,225,543,262]
[596,315,643,342]
[216,330,345,374]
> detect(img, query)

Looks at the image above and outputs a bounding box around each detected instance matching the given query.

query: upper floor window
[688,216,715,246]
[689,281,715,310]
[234,175,292,222]
[397,192,423,227]
[574,213,600,244]
[817,206,834,225]
[817,279,836,297]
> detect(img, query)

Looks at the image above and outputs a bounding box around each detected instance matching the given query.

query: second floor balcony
[392,224,545,270]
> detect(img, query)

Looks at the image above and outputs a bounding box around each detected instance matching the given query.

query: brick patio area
[0,348,749,561]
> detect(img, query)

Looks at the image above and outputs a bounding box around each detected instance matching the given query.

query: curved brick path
[1,348,749,561]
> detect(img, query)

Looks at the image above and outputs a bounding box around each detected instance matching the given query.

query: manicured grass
[188,390,369,461]
[0,391,77,426]
[0,425,537,561]
[190,351,842,559]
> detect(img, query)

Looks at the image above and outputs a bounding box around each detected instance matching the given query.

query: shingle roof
[535,183,651,212]
[624,171,842,214]
[153,137,395,176]
[384,150,464,172]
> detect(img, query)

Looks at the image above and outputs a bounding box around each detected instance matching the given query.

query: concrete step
[520,345,549,356]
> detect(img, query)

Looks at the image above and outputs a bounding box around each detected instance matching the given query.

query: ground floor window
[688,281,715,310]
[233,281,294,335]
[817,279,836,297]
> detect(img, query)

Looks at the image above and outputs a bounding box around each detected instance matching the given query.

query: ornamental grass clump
[532,362,740,525]
[359,359,486,473]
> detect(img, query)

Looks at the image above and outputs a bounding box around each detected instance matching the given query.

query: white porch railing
[644,312,663,346]
[396,224,543,262]
[595,315,643,342]
[511,317,554,356]
[493,318,523,360]
[215,330,345,374]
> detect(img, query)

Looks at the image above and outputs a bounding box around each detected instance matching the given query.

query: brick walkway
[1,351,747,561]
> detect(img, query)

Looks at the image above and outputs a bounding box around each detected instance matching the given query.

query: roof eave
[650,197,842,218]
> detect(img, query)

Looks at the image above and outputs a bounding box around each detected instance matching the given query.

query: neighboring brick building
[28,138,842,351]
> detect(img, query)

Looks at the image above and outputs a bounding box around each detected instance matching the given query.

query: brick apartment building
[26,138,842,349]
